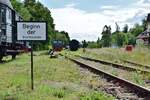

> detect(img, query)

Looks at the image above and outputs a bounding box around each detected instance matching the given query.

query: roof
[0,0,13,9]
[137,30,150,39]
[147,13,150,22]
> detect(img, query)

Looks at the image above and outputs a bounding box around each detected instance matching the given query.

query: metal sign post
[16,21,47,90]
[31,41,34,90]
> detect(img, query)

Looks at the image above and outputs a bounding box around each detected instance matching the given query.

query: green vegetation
[131,72,145,86]
[64,47,150,87]
[0,52,114,100]
[111,69,118,76]
[108,20,146,47]
[87,41,101,48]
[10,0,70,50]
[78,47,150,65]
[80,91,114,100]
[101,25,112,47]
[82,17,147,48]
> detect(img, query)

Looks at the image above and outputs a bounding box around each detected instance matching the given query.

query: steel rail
[64,55,150,99]
[75,55,150,74]
[122,59,150,70]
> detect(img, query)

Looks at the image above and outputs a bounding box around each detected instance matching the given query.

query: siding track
[62,54,150,99]
[75,55,150,74]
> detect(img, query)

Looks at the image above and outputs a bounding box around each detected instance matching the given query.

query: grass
[131,72,145,86]
[83,47,150,65]
[79,91,114,100]
[0,51,114,100]
[111,69,118,76]
[63,47,150,88]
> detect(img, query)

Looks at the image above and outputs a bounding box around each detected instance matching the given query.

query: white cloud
[100,5,119,10]
[51,7,113,41]
[137,0,150,4]
[65,2,78,8]
[50,1,150,41]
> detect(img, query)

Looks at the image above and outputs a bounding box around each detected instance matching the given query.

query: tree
[142,18,147,31]
[60,31,70,44]
[115,22,120,33]
[24,0,36,7]
[101,25,112,47]
[123,24,128,33]
[97,37,102,48]
[82,40,88,48]
[116,32,128,47]
[126,33,136,45]
[130,23,143,37]
[10,0,31,20]
[11,0,70,50]
[55,31,70,45]
[87,41,99,48]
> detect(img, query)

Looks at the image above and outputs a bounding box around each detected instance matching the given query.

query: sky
[38,0,150,41]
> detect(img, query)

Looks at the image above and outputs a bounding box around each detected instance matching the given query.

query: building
[0,0,13,9]
[137,13,150,45]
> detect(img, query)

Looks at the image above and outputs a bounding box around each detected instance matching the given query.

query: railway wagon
[0,0,28,61]
[69,39,80,51]
[52,40,63,52]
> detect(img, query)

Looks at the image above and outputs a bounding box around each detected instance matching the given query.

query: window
[8,9,11,19]
[1,8,6,24]
[0,8,1,24]
[0,7,6,30]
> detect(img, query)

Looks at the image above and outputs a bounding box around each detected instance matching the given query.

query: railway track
[84,50,150,71]
[75,55,150,74]
[122,60,150,70]
[62,54,150,99]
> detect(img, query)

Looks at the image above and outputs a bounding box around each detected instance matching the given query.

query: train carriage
[52,40,63,52]
[0,0,28,61]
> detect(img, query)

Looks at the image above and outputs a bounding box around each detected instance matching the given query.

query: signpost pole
[16,21,47,90]
[31,41,34,90]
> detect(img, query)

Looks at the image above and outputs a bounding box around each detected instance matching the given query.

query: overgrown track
[122,60,150,70]
[63,55,150,99]
[75,55,150,74]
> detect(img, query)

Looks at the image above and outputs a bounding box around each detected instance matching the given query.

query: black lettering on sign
[27,30,36,35]
[23,36,41,39]
[22,24,41,30]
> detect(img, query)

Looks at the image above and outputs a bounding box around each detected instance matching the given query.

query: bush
[87,42,101,48]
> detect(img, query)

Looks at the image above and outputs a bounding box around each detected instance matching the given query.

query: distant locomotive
[52,40,63,52]
[0,0,29,60]
[49,40,63,58]
[69,39,80,51]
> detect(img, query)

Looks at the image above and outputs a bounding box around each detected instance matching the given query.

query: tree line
[11,0,70,50]
[83,18,146,48]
